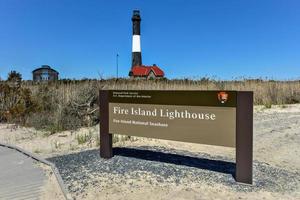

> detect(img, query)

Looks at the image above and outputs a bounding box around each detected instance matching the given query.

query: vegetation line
[1,71,300,133]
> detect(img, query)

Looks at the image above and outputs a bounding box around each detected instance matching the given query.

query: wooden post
[236,91,253,184]
[99,90,113,158]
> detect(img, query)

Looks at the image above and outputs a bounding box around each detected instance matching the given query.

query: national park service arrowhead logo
[218,91,228,104]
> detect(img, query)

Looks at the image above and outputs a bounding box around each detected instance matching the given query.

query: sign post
[99,90,112,158]
[236,92,253,184]
[99,90,253,184]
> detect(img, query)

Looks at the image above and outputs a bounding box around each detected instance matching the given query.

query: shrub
[7,70,22,88]
[264,102,272,109]
[0,82,36,124]
[76,133,92,145]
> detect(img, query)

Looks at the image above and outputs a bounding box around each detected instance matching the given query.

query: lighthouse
[132,10,142,67]
[129,10,165,79]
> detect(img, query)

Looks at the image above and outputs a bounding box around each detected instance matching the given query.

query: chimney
[132,10,142,68]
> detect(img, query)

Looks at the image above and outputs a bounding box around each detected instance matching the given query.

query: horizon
[1,0,300,80]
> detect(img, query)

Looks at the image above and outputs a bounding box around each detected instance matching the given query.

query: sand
[37,163,66,200]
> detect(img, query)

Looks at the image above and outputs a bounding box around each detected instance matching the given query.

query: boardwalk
[0,146,46,200]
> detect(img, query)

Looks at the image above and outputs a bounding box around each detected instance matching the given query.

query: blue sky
[0,0,299,80]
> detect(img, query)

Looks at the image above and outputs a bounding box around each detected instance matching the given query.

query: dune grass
[1,78,300,132]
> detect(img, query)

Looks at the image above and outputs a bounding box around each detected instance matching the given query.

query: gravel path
[48,146,300,199]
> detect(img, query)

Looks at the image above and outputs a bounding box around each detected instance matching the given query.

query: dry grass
[22,78,300,105]
[1,78,300,132]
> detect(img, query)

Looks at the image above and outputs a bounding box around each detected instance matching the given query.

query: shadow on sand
[113,147,235,177]
[48,147,236,179]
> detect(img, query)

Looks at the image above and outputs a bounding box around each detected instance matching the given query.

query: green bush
[264,102,272,109]
[76,133,92,145]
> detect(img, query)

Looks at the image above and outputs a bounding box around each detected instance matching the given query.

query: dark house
[32,65,59,82]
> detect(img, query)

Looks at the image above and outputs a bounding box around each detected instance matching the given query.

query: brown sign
[99,90,253,184]
[108,90,237,107]
[109,103,236,147]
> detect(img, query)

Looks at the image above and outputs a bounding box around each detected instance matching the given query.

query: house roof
[32,65,59,74]
[130,65,164,77]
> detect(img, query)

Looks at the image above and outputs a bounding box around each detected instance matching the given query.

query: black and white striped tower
[132,10,142,68]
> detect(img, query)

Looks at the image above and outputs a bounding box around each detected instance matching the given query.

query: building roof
[32,65,59,74]
[130,65,164,77]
